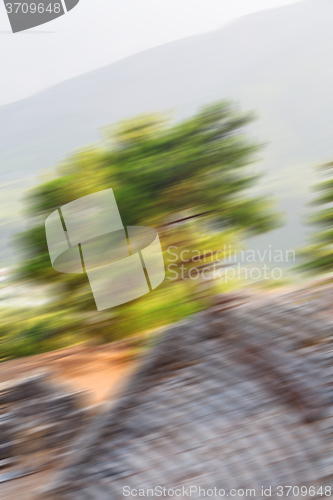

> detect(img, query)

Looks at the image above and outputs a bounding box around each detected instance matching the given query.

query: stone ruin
[3,287,333,499]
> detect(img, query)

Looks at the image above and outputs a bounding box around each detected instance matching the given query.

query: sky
[0,0,303,107]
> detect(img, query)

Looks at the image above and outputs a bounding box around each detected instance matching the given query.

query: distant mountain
[1,0,333,263]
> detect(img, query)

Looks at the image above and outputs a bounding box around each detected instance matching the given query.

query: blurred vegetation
[299,162,333,277]
[1,101,280,360]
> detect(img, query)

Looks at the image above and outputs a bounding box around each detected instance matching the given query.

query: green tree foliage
[12,101,279,351]
[299,162,333,275]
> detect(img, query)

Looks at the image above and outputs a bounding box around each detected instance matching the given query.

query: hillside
[1,0,333,261]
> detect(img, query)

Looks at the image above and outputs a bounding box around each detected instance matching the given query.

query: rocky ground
[0,283,333,499]
[42,284,333,500]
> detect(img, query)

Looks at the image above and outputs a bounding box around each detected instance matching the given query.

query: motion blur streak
[1,1,333,498]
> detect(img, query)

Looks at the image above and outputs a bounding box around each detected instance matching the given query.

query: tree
[299,162,333,276]
[14,101,279,346]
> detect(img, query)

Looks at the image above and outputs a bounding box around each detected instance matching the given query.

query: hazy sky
[0,0,302,106]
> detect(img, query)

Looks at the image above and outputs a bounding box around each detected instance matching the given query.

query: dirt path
[0,341,140,404]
